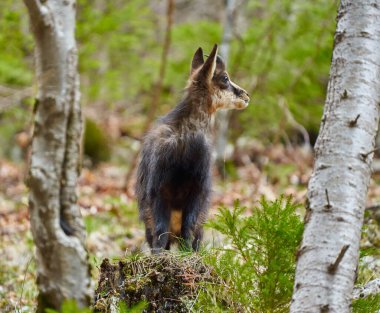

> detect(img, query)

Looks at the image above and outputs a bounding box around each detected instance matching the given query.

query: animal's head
[188,44,250,113]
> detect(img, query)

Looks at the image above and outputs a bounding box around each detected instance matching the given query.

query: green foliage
[44,299,146,313]
[196,196,303,312]
[0,0,339,159]
[233,0,337,142]
[76,0,159,104]
[83,118,111,164]
[45,300,92,313]
[0,1,33,86]
[352,294,380,313]
[0,101,33,160]
[117,301,147,313]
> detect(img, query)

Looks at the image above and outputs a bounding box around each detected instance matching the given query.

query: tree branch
[124,0,175,194]
[22,0,43,23]
[327,245,350,274]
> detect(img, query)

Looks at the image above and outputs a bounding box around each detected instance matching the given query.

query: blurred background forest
[3,0,380,312]
[0,0,337,161]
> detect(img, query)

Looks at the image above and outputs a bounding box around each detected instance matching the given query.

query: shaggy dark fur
[136,44,249,253]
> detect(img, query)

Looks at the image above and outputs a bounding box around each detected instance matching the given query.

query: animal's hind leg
[181,193,208,251]
[152,198,170,254]
[165,237,171,250]
[192,226,204,251]
[145,227,153,248]
[180,210,193,251]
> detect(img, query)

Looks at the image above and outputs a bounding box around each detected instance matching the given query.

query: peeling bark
[23,0,91,311]
[290,1,380,312]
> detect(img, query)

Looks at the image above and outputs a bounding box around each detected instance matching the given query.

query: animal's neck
[165,94,212,133]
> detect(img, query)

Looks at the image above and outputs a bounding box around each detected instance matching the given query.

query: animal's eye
[222,75,229,83]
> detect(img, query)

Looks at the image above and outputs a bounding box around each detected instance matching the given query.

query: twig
[146,0,174,127]
[366,204,380,212]
[22,0,43,22]
[16,255,34,312]
[348,114,360,127]
[277,97,311,148]
[341,89,348,99]
[0,86,33,113]
[320,304,329,313]
[327,244,349,274]
[124,0,175,193]
[325,189,332,209]
[360,147,380,159]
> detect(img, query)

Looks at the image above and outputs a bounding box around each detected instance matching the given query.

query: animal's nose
[242,90,250,104]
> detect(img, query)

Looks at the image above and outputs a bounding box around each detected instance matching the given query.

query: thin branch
[0,87,33,113]
[327,245,350,274]
[124,0,175,194]
[366,204,380,212]
[348,114,360,127]
[146,0,174,127]
[360,147,380,159]
[22,0,43,23]
[325,189,332,209]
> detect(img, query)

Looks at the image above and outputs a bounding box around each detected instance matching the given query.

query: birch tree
[290,1,380,312]
[214,0,235,171]
[23,0,91,311]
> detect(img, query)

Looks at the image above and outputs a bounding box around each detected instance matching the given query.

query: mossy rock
[84,118,111,164]
[94,253,221,313]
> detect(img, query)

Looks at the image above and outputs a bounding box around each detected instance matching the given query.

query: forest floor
[1,145,380,312]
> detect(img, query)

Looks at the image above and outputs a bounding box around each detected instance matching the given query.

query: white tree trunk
[290,1,380,312]
[23,0,91,311]
[214,0,235,170]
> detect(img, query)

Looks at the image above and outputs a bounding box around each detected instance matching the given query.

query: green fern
[45,300,92,313]
[196,195,303,312]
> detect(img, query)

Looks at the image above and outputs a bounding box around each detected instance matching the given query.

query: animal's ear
[216,55,226,72]
[199,44,218,82]
[191,47,204,74]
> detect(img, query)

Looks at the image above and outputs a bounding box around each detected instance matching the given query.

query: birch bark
[23,0,91,311]
[290,1,380,312]
[214,0,235,171]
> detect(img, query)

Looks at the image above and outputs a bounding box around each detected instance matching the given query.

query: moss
[83,118,111,165]
[94,253,222,313]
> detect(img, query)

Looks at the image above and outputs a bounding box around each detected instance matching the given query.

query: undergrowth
[31,196,380,312]
[194,196,303,312]
[195,196,380,313]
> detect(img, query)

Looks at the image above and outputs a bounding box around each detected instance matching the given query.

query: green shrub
[195,196,303,312]
[45,300,92,313]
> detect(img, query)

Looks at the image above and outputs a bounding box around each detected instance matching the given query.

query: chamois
[136,44,249,254]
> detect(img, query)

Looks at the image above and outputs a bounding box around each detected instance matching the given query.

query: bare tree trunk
[124,0,174,193]
[214,0,235,173]
[23,0,91,311]
[290,1,380,312]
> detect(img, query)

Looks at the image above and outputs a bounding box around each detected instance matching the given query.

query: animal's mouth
[236,99,249,109]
